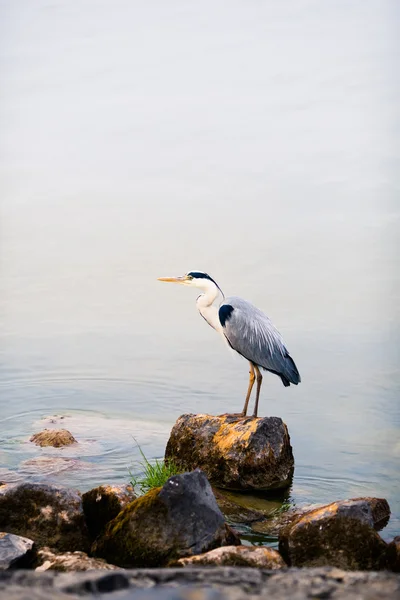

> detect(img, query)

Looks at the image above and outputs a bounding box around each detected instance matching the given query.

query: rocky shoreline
[1,413,399,597]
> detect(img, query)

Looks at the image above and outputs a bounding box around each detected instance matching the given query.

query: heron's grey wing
[219,296,300,385]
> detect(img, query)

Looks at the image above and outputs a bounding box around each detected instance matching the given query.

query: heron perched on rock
[158,271,300,417]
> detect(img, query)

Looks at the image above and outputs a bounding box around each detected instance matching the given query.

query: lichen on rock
[175,545,286,569]
[30,429,77,448]
[165,413,294,490]
[278,497,391,570]
[0,483,90,553]
[92,470,240,568]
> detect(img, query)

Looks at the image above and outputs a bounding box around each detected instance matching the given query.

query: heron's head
[158,271,224,296]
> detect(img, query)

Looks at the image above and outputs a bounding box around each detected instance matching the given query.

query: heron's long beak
[157,276,189,284]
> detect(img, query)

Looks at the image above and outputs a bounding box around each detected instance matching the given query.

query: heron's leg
[252,365,263,418]
[241,363,255,416]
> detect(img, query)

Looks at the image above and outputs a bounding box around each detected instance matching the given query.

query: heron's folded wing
[219,297,289,374]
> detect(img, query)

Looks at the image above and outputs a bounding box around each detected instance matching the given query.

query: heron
[158,271,300,418]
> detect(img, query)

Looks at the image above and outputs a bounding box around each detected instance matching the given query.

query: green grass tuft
[129,443,181,495]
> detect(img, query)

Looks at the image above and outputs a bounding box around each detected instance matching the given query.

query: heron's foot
[218,412,248,420]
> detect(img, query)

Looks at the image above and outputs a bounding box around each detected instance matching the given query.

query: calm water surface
[0,1,399,541]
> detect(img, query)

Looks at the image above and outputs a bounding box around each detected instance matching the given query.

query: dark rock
[175,545,286,568]
[92,470,240,568]
[0,533,35,570]
[279,497,391,569]
[0,483,90,552]
[35,547,119,572]
[30,429,77,447]
[351,496,391,530]
[1,567,400,600]
[388,536,400,572]
[252,497,389,537]
[165,414,294,490]
[82,484,136,540]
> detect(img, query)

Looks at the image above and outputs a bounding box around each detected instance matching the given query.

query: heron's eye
[186,273,193,280]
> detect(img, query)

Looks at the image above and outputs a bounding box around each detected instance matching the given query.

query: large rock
[279,497,391,569]
[252,496,390,537]
[30,429,77,447]
[0,533,35,570]
[0,483,90,552]
[92,470,240,567]
[82,484,136,541]
[165,414,294,490]
[175,545,286,569]
[35,547,119,572]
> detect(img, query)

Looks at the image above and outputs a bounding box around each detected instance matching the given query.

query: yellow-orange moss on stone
[30,429,77,448]
[165,413,294,491]
[175,545,286,569]
[278,497,391,570]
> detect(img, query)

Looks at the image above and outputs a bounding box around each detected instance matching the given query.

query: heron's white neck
[195,280,223,333]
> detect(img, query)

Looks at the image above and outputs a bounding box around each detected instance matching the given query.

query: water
[0,0,399,542]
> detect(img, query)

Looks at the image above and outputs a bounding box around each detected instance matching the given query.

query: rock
[1,567,400,600]
[351,496,391,530]
[165,414,294,490]
[212,489,266,524]
[175,545,286,568]
[279,497,391,569]
[0,483,90,552]
[252,504,323,536]
[82,484,136,540]
[92,470,240,568]
[30,429,77,447]
[388,536,400,572]
[0,533,35,570]
[35,547,119,572]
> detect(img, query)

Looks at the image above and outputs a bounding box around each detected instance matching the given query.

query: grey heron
[158,271,300,417]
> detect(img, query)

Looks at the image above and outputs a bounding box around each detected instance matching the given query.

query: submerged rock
[82,484,136,540]
[30,429,77,448]
[35,547,119,572]
[0,532,35,570]
[92,470,240,568]
[279,497,391,570]
[0,483,90,552]
[212,489,266,524]
[175,545,286,569]
[165,414,294,490]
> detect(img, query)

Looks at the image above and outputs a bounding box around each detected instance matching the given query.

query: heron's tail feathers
[281,354,301,387]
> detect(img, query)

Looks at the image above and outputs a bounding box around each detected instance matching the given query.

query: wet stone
[30,429,77,448]
[165,413,294,490]
[0,483,90,553]
[92,470,240,568]
[279,497,391,570]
